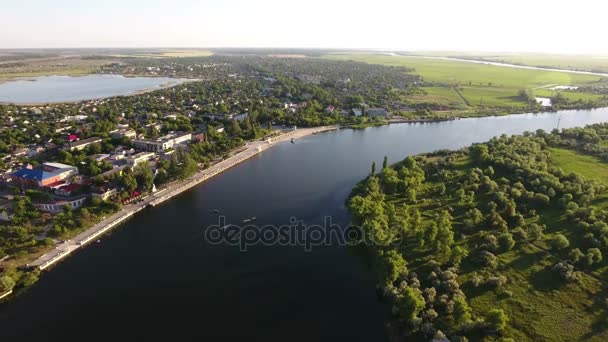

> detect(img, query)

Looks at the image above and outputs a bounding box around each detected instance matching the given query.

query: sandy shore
[27,125,338,271]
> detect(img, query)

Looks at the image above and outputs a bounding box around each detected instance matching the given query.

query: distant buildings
[126,152,155,168]
[110,128,137,139]
[367,108,389,117]
[64,137,103,151]
[133,132,192,153]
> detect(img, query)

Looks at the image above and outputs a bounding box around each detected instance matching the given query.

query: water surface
[1,108,608,341]
[0,74,188,104]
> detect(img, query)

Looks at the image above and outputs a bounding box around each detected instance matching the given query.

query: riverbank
[24,125,338,272]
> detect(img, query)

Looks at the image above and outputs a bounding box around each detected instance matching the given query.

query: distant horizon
[1,47,607,56]
[2,0,607,54]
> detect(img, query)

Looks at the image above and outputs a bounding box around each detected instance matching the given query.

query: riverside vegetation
[348,123,608,341]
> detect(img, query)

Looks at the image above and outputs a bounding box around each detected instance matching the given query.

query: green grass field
[325,54,601,88]
[534,88,606,102]
[483,54,608,74]
[324,53,606,111]
[549,148,608,184]
[408,87,467,108]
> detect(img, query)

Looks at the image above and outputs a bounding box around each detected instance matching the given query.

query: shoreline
[26,125,338,271]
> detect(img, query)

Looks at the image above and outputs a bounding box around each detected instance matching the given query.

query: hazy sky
[2,0,607,53]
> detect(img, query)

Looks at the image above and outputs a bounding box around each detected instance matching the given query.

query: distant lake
[0,75,190,104]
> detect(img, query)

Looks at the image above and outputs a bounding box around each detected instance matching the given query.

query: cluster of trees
[347,124,608,340]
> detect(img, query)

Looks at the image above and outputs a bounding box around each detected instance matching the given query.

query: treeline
[348,123,608,341]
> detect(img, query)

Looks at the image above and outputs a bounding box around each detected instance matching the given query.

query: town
[0,55,417,294]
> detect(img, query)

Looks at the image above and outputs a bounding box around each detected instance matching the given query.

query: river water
[1,108,608,340]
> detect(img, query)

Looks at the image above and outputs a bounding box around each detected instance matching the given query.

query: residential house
[65,137,102,151]
[367,108,389,117]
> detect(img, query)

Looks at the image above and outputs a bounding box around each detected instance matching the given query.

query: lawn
[549,147,608,184]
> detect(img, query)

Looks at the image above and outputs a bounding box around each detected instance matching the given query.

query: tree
[0,275,15,292]
[453,297,472,325]
[549,233,570,251]
[397,287,425,320]
[135,161,155,191]
[383,250,408,284]
[569,248,584,264]
[518,88,535,102]
[486,308,509,332]
[498,232,516,252]
[382,156,388,169]
[121,170,138,193]
[371,161,376,175]
[586,248,602,267]
[228,120,242,136]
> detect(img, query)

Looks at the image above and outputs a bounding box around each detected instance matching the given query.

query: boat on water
[291,138,295,144]
[242,217,257,223]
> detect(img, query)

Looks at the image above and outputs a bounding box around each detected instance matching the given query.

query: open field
[398,52,608,74]
[409,86,467,108]
[108,49,214,58]
[474,54,608,74]
[324,53,607,111]
[0,57,115,81]
[325,54,601,87]
[534,88,605,102]
[549,147,608,184]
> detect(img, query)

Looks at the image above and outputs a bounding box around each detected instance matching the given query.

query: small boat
[291,138,295,144]
[96,240,101,243]
[242,217,257,223]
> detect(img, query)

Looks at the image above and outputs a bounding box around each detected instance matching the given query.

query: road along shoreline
[27,126,338,271]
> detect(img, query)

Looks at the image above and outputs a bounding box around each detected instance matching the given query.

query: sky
[1,0,607,53]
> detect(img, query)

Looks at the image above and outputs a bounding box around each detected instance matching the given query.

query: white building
[133,132,192,153]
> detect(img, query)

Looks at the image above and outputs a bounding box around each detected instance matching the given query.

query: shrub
[549,233,570,251]
[585,248,603,267]
[552,262,579,282]
[487,275,508,288]
[486,308,509,332]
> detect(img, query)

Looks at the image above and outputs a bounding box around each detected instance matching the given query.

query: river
[1,108,608,341]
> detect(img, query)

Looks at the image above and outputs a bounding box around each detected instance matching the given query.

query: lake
[1,108,608,341]
[0,75,189,104]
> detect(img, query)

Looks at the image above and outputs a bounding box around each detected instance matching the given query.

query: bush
[478,250,498,269]
[487,275,508,288]
[0,275,16,292]
[486,308,509,332]
[552,262,579,282]
[585,248,603,267]
[569,248,584,264]
[549,233,570,251]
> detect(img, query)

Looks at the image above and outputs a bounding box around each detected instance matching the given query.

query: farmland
[324,53,608,115]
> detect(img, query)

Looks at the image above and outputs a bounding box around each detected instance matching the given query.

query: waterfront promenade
[28,126,337,270]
